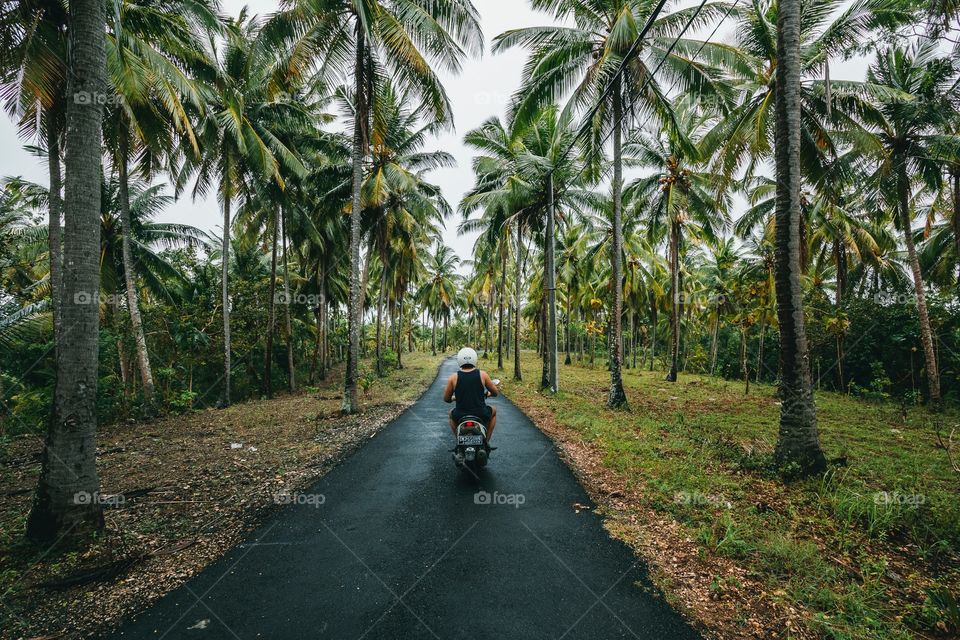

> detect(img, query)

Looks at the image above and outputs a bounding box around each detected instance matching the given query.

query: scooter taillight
[465,421,475,427]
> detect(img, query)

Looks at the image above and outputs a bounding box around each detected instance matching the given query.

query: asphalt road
[104,358,701,640]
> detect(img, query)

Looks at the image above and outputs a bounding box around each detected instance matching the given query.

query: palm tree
[771,0,827,475]
[178,11,307,407]
[418,244,460,355]
[625,98,730,382]
[494,0,731,407]
[355,84,452,375]
[0,1,69,339]
[103,0,218,406]
[272,0,482,414]
[27,0,108,543]
[861,42,959,410]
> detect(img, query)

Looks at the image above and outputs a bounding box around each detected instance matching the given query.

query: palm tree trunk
[432,317,437,356]
[443,314,448,351]
[396,298,404,369]
[741,326,750,395]
[898,159,941,409]
[648,300,657,372]
[117,135,156,405]
[545,174,559,392]
[221,179,232,407]
[320,264,329,379]
[772,0,826,474]
[953,171,960,293]
[343,26,366,415]
[755,310,766,383]
[27,0,107,543]
[513,224,522,381]
[607,88,627,407]
[710,311,720,375]
[281,207,295,391]
[46,113,63,342]
[265,212,279,397]
[375,260,385,376]
[564,293,572,366]
[497,249,505,370]
[666,220,680,382]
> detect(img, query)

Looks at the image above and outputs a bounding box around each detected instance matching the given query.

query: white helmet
[457,347,478,368]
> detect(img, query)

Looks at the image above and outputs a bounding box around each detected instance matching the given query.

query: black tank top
[454,369,486,415]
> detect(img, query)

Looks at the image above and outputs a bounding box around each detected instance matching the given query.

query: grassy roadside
[499,353,959,640]
[0,352,444,639]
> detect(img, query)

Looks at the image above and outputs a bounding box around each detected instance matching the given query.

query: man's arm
[442,373,456,403]
[481,371,499,397]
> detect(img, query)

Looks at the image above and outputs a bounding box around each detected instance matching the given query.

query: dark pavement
[103,358,702,640]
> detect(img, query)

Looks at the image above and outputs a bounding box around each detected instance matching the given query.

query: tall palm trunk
[709,312,720,375]
[607,88,627,408]
[666,219,681,382]
[648,299,657,372]
[375,251,385,376]
[897,159,941,409]
[564,293,572,366]
[221,172,232,407]
[544,174,559,391]
[343,27,366,415]
[755,310,766,383]
[281,207,295,391]
[952,171,960,293]
[432,317,437,356]
[117,135,156,404]
[513,224,523,381]
[772,0,826,474]
[265,212,279,397]
[46,113,63,341]
[497,249,506,370]
[319,266,328,380]
[27,0,107,542]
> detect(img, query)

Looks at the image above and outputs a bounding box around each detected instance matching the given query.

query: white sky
[0,1,869,268]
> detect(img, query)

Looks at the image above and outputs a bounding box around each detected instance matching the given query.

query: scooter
[451,379,499,473]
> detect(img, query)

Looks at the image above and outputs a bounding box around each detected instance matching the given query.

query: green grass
[500,354,960,639]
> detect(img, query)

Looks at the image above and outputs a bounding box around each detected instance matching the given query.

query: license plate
[458,435,483,446]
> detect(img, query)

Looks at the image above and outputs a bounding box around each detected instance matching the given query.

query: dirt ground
[0,354,442,640]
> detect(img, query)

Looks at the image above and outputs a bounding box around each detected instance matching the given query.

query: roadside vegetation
[503,354,959,639]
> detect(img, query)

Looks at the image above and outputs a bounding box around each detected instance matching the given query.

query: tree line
[0,0,958,545]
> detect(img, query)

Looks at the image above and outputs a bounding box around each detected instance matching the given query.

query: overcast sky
[0,1,868,266]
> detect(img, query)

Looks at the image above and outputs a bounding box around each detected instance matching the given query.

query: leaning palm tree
[270,0,483,414]
[26,0,108,543]
[771,0,827,474]
[494,0,731,407]
[178,11,307,407]
[102,0,218,406]
[859,42,960,411]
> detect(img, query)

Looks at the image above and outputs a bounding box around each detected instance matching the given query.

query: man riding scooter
[442,347,499,446]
